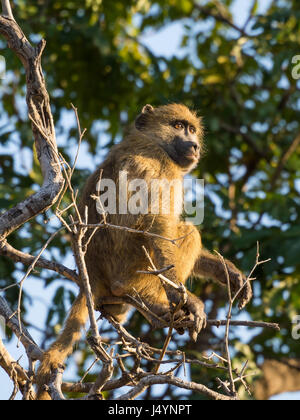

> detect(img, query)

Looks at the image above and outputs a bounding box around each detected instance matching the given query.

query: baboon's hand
[163,285,206,341]
[183,293,207,342]
[160,291,206,341]
[225,262,252,309]
[237,274,252,310]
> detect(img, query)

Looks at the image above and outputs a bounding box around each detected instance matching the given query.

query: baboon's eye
[174,122,184,130]
[189,125,196,134]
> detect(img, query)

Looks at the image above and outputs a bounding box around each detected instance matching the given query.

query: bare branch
[116,374,237,401]
[45,366,65,401]
[141,246,187,305]
[0,7,64,240]
[215,252,236,396]
[206,319,280,331]
[86,350,114,399]
[16,227,66,339]
[0,241,80,286]
[0,339,26,386]
[81,220,191,247]
[1,0,14,20]
[98,296,280,332]
[0,296,43,361]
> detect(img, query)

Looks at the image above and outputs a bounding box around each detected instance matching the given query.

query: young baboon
[37,104,252,399]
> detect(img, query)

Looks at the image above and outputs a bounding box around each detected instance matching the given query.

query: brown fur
[37,292,88,400]
[36,104,252,399]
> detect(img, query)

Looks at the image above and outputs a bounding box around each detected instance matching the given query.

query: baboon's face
[135,104,203,171]
[162,118,201,170]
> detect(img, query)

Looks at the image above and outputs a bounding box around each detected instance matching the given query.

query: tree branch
[0,338,36,400]
[1,0,14,20]
[0,4,64,240]
[0,296,43,361]
[193,3,251,38]
[0,241,80,286]
[97,296,280,332]
[270,132,300,189]
[116,374,237,401]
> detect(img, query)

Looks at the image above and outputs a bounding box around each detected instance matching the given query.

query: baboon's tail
[37,291,88,400]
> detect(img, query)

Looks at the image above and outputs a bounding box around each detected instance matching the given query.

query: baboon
[37,103,252,399]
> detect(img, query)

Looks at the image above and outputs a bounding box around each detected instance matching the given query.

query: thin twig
[16,227,65,341]
[215,252,236,396]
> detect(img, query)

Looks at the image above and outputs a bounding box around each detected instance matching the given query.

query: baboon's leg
[100,303,130,323]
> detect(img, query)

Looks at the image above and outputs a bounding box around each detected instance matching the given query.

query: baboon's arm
[148,219,207,340]
[193,249,252,309]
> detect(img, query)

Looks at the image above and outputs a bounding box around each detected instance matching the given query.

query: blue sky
[1,0,300,401]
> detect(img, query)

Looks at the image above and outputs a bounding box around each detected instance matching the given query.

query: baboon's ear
[135,104,154,131]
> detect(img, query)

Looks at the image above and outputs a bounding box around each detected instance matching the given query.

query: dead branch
[0,5,64,240]
[214,243,272,398]
[116,373,237,401]
[0,338,36,400]
[0,296,43,361]
[215,251,237,396]
[141,246,188,303]
[205,319,280,331]
[1,0,13,20]
[0,0,63,379]
[68,179,112,366]
[45,366,65,401]
[61,376,134,394]
[97,296,280,332]
[86,350,114,399]
[0,241,80,286]
[80,221,192,247]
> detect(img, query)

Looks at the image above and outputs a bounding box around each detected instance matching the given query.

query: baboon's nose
[192,143,200,152]
[186,142,200,155]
